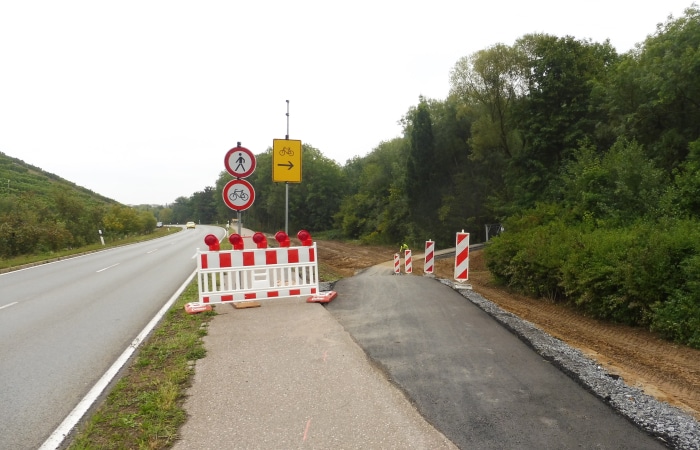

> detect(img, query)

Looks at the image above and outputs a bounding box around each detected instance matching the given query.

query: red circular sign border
[224,146,257,178]
[222,179,255,211]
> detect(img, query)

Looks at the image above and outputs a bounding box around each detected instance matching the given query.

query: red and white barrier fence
[454,231,470,282]
[197,244,319,304]
[424,240,434,274]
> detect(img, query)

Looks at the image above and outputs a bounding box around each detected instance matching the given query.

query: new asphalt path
[175,262,666,449]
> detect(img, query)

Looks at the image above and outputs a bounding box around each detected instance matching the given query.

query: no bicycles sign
[222,179,255,211]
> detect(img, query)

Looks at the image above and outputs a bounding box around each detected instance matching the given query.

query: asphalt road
[328,267,666,449]
[0,225,224,450]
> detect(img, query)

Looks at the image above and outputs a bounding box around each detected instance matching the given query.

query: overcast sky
[1,1,694,205]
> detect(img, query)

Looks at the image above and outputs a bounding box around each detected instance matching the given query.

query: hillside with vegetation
[0,151,159,258]
[168,6,700,347]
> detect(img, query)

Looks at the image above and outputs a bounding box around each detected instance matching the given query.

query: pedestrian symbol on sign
[235,153,247,172]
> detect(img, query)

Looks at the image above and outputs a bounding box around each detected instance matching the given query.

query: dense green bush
[487,217,568,300]
[486,217,700,348]
[651,254,700,347]
[559,223,679,325]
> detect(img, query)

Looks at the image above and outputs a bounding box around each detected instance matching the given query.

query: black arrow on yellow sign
[277,161,294,170]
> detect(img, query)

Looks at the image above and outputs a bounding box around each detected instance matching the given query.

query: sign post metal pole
[285,100,290,235]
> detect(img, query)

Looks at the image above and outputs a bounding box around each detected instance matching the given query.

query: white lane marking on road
[40,269,198,450]
[147,249,159,254]
[0,302,18,310]
[96,263,120,273]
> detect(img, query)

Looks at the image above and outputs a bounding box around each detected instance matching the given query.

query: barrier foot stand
[454,282,472,290]
[185,302,213,314]
[307,291,338,303]
[233,301,261,309]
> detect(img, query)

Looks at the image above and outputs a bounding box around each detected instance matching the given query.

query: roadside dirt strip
[315,240,700,422]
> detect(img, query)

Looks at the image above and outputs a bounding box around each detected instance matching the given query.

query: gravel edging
[437,279,700,450]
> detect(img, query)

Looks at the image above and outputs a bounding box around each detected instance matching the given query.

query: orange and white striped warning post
[404,249,412,274]
[394,253,401,274]
[454,230,469,283]
[424,240,435,274]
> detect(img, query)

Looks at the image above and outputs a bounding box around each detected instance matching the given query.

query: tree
[171,196,193,224]
[159,207,174,224]
[618,5,700,172]
[558,138,667,226]
[449,43,528,218]
[335,138,409,243]
[405,97,436,232]
[662,139,700,218]
[191,187,218,224]
[449,43,526,162]
[511,34,618,209]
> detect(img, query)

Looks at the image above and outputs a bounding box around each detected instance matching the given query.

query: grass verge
[67,233,236,449]
[68,279,215,449]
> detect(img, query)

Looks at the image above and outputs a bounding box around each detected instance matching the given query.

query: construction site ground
[315,239,700,422]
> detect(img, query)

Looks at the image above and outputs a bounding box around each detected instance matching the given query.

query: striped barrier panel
[454,231,470,282]
[404,249,412,274]
[424,240,434,274]
[393,253,401,274]
[197,243,319,304]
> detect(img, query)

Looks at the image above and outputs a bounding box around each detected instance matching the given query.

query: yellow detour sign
[273,139,302,183]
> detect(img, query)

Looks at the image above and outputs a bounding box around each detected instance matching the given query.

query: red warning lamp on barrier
[229,233,244,250]
[252,232,268,249]
[297,230,312,246]
[204,234,220,251]
[275,231,291,247]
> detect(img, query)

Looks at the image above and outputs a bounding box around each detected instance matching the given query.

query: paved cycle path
[328,268,666,449]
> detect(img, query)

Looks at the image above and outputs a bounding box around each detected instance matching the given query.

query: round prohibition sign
[224,146,256,178]
[222,179,255,211]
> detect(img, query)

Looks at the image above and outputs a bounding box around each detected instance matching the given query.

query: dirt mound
[317,240,700,420]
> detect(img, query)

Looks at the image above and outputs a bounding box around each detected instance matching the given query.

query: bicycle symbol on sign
[279,146,294,156]
[229,189,248,202]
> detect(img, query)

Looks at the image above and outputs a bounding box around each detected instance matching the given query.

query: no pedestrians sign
[224,145,256,178]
